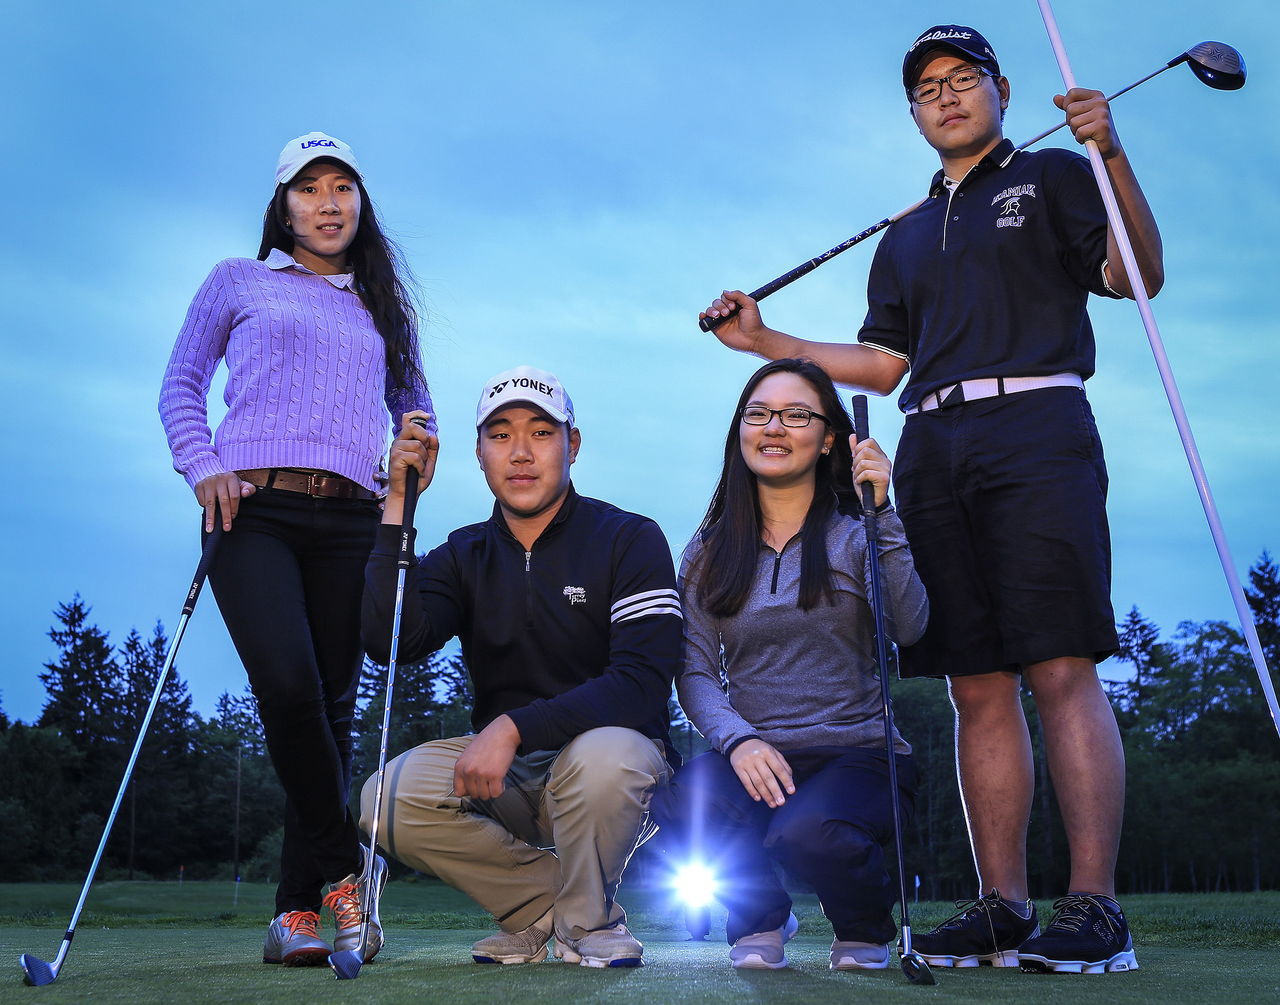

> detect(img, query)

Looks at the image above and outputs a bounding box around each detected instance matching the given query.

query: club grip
[851,395,876,513]
[699,313,726,333]
[397,417,430,568]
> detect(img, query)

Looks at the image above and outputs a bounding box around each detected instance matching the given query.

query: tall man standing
[361,366,681,968]
[700,25,1163,975]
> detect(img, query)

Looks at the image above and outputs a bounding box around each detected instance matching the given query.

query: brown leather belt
[238,468,376,501]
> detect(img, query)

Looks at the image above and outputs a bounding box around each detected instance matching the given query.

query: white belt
[905,372,1084,414]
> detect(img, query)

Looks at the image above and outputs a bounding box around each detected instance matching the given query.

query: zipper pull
[525,551,531,573]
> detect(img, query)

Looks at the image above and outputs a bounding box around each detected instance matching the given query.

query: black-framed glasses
[910,65,992,104]
[740,405,830,428]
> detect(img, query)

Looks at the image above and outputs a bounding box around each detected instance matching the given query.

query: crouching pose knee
[660,359,928,972]
[361,367,680,968]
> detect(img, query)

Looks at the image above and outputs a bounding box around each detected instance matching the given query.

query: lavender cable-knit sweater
[159,252,434,492]
[678,507,928,757]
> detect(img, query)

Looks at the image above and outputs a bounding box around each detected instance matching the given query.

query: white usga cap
[275,131,362,187]
[476,365,576,428]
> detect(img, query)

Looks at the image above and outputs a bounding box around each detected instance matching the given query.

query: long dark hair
[692,358,858,617]
[257,160,426,392]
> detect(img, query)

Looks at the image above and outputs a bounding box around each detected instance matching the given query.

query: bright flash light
[673,861,718,908]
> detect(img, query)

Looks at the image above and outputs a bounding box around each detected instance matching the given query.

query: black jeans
[657,746,918,944]
[207,487,380,914]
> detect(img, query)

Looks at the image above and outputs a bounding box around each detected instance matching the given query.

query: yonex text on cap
[903,25,1000,94]
[275,132,362,186]
[476,365,576,428]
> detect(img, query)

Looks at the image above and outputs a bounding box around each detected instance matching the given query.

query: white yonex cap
[275,132,362,186]
[476,365,576,428]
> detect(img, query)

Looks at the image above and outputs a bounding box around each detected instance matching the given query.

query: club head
[1179,41,1246,90]
[901,952,936,986]
[328,948,364,981]
[19,954,57,987]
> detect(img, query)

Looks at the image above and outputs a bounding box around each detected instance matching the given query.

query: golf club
[1035,6,1278,740]
[698,40,1245,334]
[19,525,224,987]
[329,416,429,981]
[851,395,935,987]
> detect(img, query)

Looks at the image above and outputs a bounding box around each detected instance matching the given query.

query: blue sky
[3,1,1276,723]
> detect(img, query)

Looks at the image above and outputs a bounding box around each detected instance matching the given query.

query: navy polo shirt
[857,138,1121,412]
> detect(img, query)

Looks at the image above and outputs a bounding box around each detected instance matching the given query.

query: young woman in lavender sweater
[159,132,434,967]
[668,359,928,972]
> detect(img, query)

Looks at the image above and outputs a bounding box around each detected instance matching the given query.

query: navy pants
[207,486,380,915]
[659,746,918,944]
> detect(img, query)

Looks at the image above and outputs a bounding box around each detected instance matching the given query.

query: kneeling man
[361,366,681,968]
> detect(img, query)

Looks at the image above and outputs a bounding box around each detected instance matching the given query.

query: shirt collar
[490,482,580,544]
[928,138,1019,197]
[264,247,357,291]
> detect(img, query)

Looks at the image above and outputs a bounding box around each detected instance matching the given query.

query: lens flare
[673,862,718,908]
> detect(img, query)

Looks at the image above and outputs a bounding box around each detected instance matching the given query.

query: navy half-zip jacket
[362,484,682,762]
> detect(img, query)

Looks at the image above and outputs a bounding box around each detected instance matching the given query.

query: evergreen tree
[1245,550,1280,671]
[38,596,121,749]
[115,623,200,876]
[354,650,473,781]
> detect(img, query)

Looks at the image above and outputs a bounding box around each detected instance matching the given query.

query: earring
[821,447,830,454]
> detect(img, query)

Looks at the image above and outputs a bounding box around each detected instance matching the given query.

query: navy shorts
[892,387,1119,678]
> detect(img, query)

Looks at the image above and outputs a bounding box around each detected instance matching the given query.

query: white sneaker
[472,908,554,964]
[729,912,799,970]
[556,923,644,968]
[830,938,891,970]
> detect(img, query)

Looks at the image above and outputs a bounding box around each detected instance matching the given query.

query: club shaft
[357,444,426,956]
[699,201,925,333]
[852,396,917,942]
[1036,0,1279,739]
[46,527,222,975]
[1015,64,1174,150]
[700,45,1197,335]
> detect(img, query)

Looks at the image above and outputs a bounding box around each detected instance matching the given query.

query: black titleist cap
[903,25,1000,94]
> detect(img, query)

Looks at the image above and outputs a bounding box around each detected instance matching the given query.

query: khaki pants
[360,726,671,940]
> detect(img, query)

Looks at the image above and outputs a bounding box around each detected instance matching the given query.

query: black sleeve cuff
[723,735,762,757]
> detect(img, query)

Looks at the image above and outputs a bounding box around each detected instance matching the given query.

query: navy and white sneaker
[1018,894,1139,974]
[912,891,1039,968]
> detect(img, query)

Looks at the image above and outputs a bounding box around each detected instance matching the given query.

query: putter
[699,40,1245,333]
[851,395,935,987]
[19,525,223,986]
[329,416,429,981]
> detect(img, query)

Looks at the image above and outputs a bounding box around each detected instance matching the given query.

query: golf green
[2,884,1277,1002]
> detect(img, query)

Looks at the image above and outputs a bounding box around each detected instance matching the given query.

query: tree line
[2,555,1278,898]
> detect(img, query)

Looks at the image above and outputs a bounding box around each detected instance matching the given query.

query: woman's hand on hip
[729,739,795,808]
[195,472,256,533]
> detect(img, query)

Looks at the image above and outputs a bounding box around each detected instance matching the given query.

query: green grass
[1,883,1278,1003]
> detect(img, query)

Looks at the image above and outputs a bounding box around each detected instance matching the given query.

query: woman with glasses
[159,132,434,967]
[667,358,928,971]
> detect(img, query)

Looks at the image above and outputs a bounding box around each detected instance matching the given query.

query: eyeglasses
[740,405,830,428]
[910,65,992,105]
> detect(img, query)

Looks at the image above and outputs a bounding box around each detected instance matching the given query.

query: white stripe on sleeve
[611,588,683,623]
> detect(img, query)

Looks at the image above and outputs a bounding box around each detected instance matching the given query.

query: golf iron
[699,40,1245,333]
[329,416,429,981]
[851,395,935,987]
[19,525,223,986]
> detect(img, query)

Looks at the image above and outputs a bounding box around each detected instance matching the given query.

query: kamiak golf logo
[563,586,587,606]
[992,183,1036,229]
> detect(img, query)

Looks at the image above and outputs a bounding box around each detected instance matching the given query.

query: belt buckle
[939,383,966,409]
